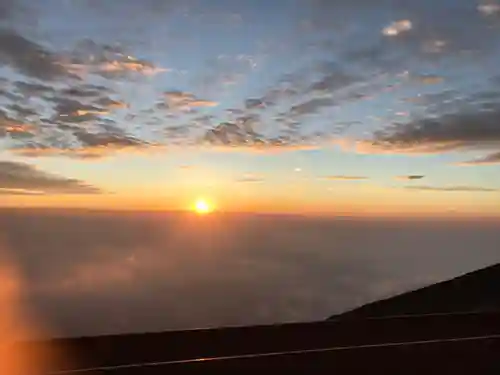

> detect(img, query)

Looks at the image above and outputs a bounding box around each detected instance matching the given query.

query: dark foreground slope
[22,262,500,373]
[25,312,500,374]
[331,262,500,319]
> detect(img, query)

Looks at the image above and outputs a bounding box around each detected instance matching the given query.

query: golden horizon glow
[0,186,499,219]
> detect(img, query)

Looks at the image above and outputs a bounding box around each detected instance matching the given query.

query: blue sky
[0,0,500,216]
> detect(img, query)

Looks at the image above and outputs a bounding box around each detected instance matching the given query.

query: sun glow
[193,198,213,214]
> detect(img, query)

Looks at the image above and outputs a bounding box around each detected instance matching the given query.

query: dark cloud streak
[0,161,102,194]
[459,151,500,166]
[0,30,73,81]
[404,185,499,192]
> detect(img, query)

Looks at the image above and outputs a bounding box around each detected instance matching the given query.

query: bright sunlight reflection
[193,198,213,215]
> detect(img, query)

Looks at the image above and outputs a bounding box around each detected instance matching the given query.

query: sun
[193,198,213,215]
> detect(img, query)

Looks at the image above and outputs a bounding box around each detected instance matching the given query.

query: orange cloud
[10,143,167,160]
[61,60,168,78]
[382,19,412,36]
[163,91,219,110]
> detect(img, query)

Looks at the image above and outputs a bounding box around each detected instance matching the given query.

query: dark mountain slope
[331,262,500,320]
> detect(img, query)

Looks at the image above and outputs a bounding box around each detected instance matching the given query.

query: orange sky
[2,183,499,219]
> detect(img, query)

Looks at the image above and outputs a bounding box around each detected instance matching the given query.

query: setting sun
[193,199,213,214]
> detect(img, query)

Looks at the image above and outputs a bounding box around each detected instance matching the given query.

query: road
[25,311,500,374]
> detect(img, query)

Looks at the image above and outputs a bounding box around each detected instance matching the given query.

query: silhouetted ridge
[330,262,500,320]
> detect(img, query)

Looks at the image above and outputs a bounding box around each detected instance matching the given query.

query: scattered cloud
[1,0,500,159]
[0,188,45,196]
[235,174,265,183]
[73,131,147,148]
[60,39,167,79]
[382,20,412,37]
[478,2,500,16]
[0,30,74,81]
[53,98,108,119]
[63,60,167,79]
[404,185,500,192]
[457,151,500,166]
[0,110,35,138]
[203,121,262,146]
[59,84,111,99]
[14,81,55,96]
[6,103,38,118]
[395,175,425,181]
[162,91,218,112]
[412,75,444,85]
[245,98,268,110]
[92,97,128,110]
[11,142,164,160]
[290,98,334,117]
[361,99,500,154]
[0,161,102,194]
[309,71,360,95]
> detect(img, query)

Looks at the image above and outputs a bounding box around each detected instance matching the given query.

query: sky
[1,0,500,217]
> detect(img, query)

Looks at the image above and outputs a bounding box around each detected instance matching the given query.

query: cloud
[0,161,102,194]
[457,151,500,166]
[53,98,108,117]
[395,175,425,181]
[309,71,361,94]
[162,91,218,112]
[14,81,55,96]
[382,20,412,37]
[4,209,500,338]
[322,175,368,181]
[411,75,444,85]
[200,116,329,151]
[0,110,36,139]
[6,103,38,118]
[48,98,108,125]
[0,30,73,81]
[0,188,45,196]
[0,32,168,157]
[3,0,500,159]
[11,143,166,160]
[59,84,112,99]
[73,131,148,148]
[404,185,500,193]
[245,98,268,110]
[478,2,500,16]
[203,121,262,146]
[60,39,167,79]
[235,174,265,183]
[290,98,334,116]
[362,100,500,154]
[92,97,128,110]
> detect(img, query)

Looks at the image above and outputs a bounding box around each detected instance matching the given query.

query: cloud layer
[1,209,499,338]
